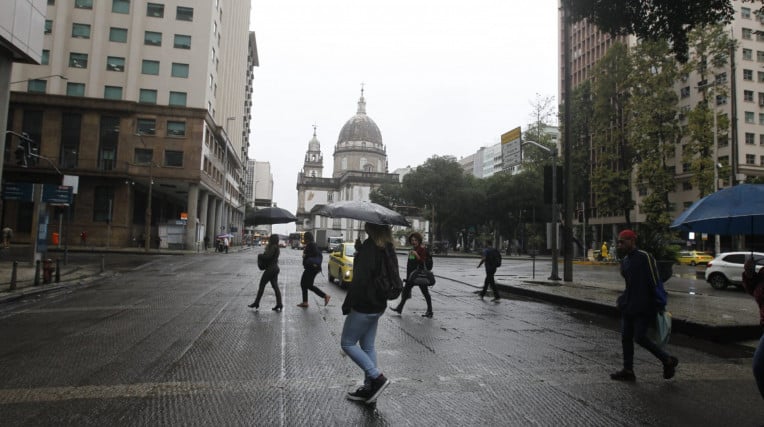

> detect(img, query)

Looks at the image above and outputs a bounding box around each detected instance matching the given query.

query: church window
[342,157,347,170]
[327,192,333,202]
[377,159,382,172]
[310,171,316,177]
[360,157,367,169]
[363,164,373,172]
[311,154,315,161]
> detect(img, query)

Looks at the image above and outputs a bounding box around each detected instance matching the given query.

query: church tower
[302,125,324,178]
[333,88,388,178]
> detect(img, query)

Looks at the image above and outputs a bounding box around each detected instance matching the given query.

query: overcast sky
[249,1,559,234]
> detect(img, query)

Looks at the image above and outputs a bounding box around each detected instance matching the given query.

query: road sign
[501,127,522,168]
[2,182,34,201]
[42,185,73,205]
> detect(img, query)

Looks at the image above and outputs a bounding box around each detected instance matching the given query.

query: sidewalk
[1,247,760,343]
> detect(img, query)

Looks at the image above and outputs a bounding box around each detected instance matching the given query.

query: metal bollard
[55,258,61,283]
[10,261,17,291]
[34,260,41,286]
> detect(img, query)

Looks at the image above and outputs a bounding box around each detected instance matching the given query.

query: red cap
[618,229,637,240]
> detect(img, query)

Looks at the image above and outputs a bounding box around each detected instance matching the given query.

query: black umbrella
[315,200,410,226]
[251,207,297,225]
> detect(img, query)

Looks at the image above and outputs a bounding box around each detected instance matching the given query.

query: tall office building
[559,1,764,249]
[6,0,256,249]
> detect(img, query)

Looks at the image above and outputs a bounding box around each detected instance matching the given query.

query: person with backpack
[390,232,434,318]
[610,229,678,382]
[477,246,501,301]
[297,231,331,308]
[247,234,283,312]
[341,222,394,404]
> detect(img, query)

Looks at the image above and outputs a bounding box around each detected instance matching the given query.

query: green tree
[567,0,736,62]
[590,42,634,225]
[627,38,682,229]
[369,182,409,210]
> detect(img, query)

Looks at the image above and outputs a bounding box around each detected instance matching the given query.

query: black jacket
[261,244,280,271]
[342,238,387,314]
[617,248,659,315]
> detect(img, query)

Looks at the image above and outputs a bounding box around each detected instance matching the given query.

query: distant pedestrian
[2,226,12,249]
[743,256,764,399]
[248,234,283,312]
[611,229,678,382]
[80,231,87,246]
[297,231,331,308]
[601,241,609,261]
[341,222,393,405]
[390,232,433,317]
[203,235,209,251]
[223,236,230,253]
[477,246,502,301]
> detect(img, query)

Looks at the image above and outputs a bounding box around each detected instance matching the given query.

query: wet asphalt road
[0,248,762,426]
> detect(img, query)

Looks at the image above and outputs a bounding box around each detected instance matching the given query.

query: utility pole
[522,139,560,280]
[562,0,574,282]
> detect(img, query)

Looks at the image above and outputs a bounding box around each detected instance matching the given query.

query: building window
[743,7,752,18]
[99,116,119,171]
[747,154,756,165]
[744,48,753,60]
[27,80,46,93]
[171,63,189,78]
[72,23,90,38]
[147,3,164,17]
[746,132,756,145]
[137,118,156,135]
[44,20,52,34]
[758,51,764,63]
[716,95,727,106]
[176,6,193,21]
[134,148,153,164]
[93,186,114,222]
[758,71,764,83]
[744,28,753,40]
[168,91,187,106]
[680,86,690,98]
[167,121,186,137]
[144,31,162,46]
[682,182,692,191]
[746,111,755,123]
[761,155,764,166]
[112,0,130,14]
[744,69,754,81]
[745,90,754,102]
[66,82,85,96]
[164,150,183,167]
[69,52,87,68]
[760,134,764,145]
[48,0,54,4]
[139,89,157,104]
[760,113,764,125]
[107,56,125,71]
[141,60,159,75]
[75,0,92,8]
[41,50,49,65]
[60,113,81,169]
[109,27,127,42]
[173,34,191,49]
[104,86,122,100]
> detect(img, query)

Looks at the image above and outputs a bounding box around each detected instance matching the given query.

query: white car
[705,251,764,290]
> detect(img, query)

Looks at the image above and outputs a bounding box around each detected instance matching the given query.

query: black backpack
[374,244,403,300]
[425,248,434,271]
[488,248,502,268]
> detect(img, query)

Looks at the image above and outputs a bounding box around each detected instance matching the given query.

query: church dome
[336,92,382,146]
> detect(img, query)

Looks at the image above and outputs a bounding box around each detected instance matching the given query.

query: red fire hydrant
[43,258,55,284]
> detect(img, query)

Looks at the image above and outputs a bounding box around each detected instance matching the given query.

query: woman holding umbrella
[297,231,331,308]
[248,234,283,312]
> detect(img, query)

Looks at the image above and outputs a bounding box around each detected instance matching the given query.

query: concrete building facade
[5,0,256,249]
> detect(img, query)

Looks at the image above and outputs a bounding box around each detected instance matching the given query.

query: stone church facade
[295,91,400,242]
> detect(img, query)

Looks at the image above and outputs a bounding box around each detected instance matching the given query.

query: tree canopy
[567,0,742,62]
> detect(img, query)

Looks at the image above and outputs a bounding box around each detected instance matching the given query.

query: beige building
[5,0,256,249]
[559,2,764,250]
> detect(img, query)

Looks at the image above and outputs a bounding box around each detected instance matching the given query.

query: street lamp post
[135,132,154,252]
[521,139,561,281]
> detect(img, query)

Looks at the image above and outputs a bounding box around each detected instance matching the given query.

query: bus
[288,232,306,249]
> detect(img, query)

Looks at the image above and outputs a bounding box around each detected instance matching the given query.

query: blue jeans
[753,333,764,399]
[621,312,670,370]
[341,310,383,382]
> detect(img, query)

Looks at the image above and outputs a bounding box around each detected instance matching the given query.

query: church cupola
[302,125,323,178]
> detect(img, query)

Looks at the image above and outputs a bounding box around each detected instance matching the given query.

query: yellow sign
[501,127,521,145]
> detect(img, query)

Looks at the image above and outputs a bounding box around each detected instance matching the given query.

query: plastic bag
[649,311,672,348]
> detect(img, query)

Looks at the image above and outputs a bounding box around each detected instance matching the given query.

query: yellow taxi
[677,250,714,266]
[328,243,356,288]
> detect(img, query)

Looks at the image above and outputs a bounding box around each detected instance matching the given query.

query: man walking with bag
[611,229,678,382]
[477,246,501,302]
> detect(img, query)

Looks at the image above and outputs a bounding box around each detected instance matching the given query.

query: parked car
[705,251,764,290]
[677,250,714,266]
[328,243,356,288]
